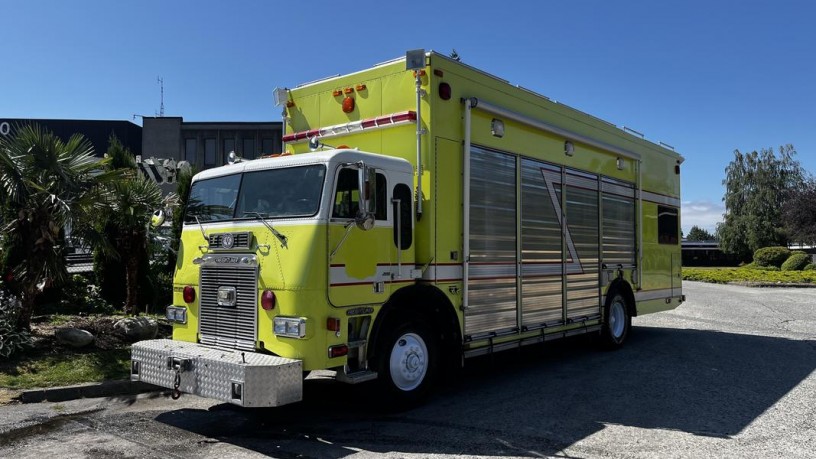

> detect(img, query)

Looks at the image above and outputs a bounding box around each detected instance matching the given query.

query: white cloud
[681,200,724,234]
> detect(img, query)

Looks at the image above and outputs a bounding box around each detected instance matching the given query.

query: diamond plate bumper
[131,339,302,407]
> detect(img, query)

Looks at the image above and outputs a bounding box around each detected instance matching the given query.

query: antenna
[157,76,165,117]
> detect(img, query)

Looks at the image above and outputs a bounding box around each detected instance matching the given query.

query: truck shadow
[155,326,816,457]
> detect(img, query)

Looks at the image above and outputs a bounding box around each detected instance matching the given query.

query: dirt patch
[28,315,172,353]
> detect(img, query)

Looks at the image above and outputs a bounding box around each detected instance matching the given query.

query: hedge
[781,253,811,271]
[753,246,791,268]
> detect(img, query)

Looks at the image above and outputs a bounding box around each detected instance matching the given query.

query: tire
[376,316,438,408]
[600,291,631,349]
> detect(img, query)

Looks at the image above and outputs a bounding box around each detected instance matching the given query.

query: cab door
[327,165,393,306]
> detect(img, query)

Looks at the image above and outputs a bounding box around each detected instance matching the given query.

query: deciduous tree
[716,145,804,261]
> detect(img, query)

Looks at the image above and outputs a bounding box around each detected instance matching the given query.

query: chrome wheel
[608,296,627,340]
[388,332,428,392]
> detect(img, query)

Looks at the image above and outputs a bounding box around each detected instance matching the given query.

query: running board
[336,369,378,384]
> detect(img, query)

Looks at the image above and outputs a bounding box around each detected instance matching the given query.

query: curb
[18,380,164,404]
[728,282,816,288]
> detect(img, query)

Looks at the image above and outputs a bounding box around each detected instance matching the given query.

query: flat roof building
[141,117,283,172]
[0,118,142,157]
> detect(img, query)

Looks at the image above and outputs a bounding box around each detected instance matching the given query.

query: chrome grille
[199,265,257,351]
[208,232,252,249]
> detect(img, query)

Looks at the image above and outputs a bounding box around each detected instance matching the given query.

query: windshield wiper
[243,212,288,248]
[193,215,209,250]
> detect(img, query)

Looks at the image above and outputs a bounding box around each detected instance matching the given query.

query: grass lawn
[0,315,168,391]
[0,348,131,390]
[683,267,816,284]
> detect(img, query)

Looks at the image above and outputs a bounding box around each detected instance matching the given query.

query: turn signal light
[261,290,276,310]
[182,285,195,303]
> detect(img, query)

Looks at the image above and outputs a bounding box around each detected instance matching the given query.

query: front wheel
[600,291,631,349]
[376,318,438,408]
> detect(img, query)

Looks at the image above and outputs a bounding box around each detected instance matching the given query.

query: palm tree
[0,124,112,330]
[100,174,164,314]
[91,134,165,315]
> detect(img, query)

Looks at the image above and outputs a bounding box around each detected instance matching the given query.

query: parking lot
[1,281,815,458]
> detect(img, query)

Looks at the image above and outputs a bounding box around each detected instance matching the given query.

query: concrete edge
[728,282,816,288]
[18,380,165,404]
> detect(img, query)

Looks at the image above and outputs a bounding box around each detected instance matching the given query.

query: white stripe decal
[641,191,680,208]
[329,264,417,286]
[634,288,681,302]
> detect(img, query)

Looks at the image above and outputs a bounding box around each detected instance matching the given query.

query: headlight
[273,317,307,338]
[166,306,187,324]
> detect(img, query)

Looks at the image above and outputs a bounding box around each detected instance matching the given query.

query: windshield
[185,165,326,223]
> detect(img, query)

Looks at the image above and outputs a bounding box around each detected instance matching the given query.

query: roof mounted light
[227,151,242,164]
[405,49,426,71]
[273,87,289,107]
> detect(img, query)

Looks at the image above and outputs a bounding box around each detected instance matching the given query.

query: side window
[393,184,412,250]
[332,168,359,219]
[657,205,679,245]
[332,168,387,220]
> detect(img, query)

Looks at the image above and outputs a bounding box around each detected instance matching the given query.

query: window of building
[204,138,216,166]
[262,138,276,156]
[242,138,255,160]
[185,139,197,164]
[658,205,679,245]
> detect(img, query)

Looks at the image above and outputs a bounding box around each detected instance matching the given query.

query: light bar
[283,111,417,144]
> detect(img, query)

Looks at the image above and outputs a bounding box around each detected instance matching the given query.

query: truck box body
[132,51,683,406]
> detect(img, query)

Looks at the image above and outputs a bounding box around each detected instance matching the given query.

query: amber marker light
[342,97,355,113]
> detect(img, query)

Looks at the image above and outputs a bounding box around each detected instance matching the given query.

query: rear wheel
[601,291,631,349]
[376,317,438,407]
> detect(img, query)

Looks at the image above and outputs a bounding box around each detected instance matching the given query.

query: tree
[782,178,816,245]
[92,135,163,314]
[101,175,163,314]
[0,124,111,330]
[686,226,715,241]
[716,145,804,261]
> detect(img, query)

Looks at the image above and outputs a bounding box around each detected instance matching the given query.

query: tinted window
[658,206,679,245]
[332,168,386,220]
[393,183,412,250]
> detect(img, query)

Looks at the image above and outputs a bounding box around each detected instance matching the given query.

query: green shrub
[0,288,32,360]
[753,246,791,268]
[805,263,816,271]
[781,253,811,271]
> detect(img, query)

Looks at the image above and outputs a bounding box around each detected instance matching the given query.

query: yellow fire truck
[132,50,684,407]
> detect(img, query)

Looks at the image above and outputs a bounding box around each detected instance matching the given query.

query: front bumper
[131,339,302,408]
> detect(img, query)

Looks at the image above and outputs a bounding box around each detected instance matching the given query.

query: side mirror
[355,163,376,230]
[151,209,166,228]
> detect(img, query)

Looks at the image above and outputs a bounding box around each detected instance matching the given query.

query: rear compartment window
[657,206,679,245]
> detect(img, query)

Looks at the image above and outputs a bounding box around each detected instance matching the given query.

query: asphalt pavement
[1,281,814,458]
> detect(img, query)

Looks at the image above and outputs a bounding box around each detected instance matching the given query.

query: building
[141,117,283,171]
[0,118,142,157]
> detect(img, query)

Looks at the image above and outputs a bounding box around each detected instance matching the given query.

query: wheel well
[369,284,461,365]
[607,279,637,317]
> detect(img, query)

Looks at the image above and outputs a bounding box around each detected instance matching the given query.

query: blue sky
[2,0,814,234]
